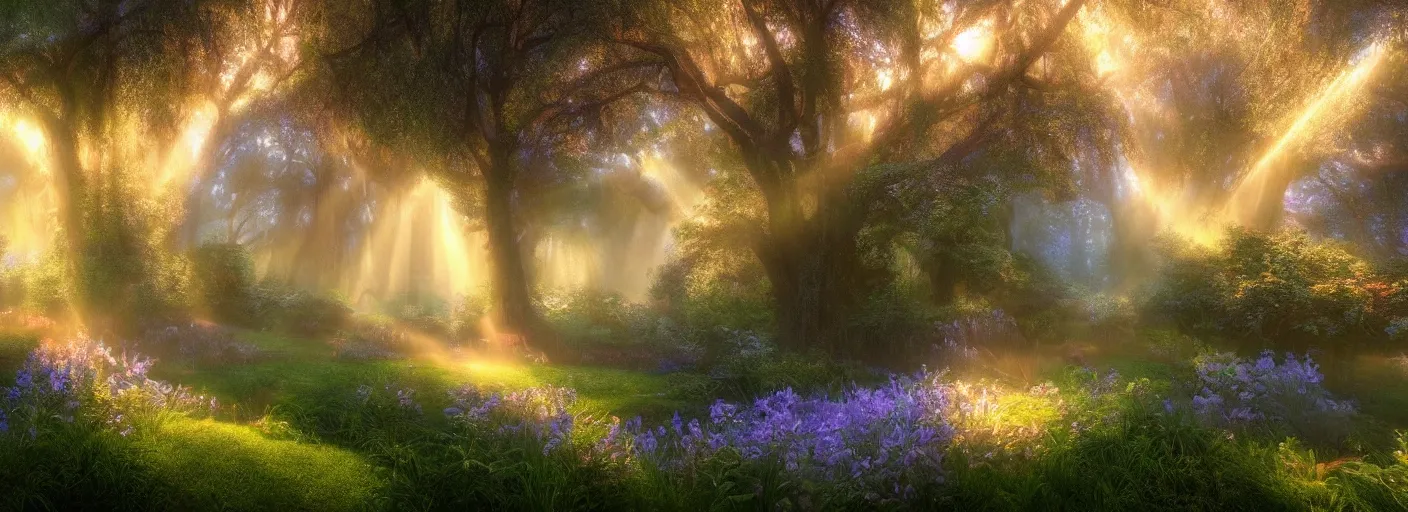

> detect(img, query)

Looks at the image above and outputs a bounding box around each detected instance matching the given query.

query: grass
[154,334,714,423]
[136,418,383,510]
[7,327,1408,510]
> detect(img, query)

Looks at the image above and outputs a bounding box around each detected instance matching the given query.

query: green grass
[136,418,383,510]
[8,327,1408,510]
[146,331,715,422]
[0,332,39,376]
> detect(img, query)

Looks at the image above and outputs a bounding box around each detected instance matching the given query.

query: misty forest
[2,0,1408,509]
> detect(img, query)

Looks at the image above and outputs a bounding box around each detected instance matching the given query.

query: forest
[2,0,1408,509]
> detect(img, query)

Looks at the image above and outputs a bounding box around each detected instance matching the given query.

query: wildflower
[355,384,372,403]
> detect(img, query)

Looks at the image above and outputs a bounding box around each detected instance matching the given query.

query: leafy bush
[379,291,454,337]
[840,283,936,363]
[76,178,194,328]
[540,288,651,347]
[1147,228,1408,351]
[448,293,490,342]
[191,243,258,326]
[331,318,408,360]
[0,252,72,316]
[253,283,351,338]
[648,242,775,353]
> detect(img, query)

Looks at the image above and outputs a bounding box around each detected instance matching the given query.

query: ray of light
[1225,42,1388,226]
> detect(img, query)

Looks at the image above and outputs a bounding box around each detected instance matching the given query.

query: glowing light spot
[1095,50,1118,77]
[343,175,490,311]
[876,68,894,91]
[11,118,46,156]
[952,23,993,63]
[0,113,58,258]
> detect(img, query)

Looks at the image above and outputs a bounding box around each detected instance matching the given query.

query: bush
[1146,228,1408,352]
[331,318,408,361]
[379,291,453,337]
[540,288,651,347]
[76,178,194,329]
[1,252,73,317]
[840,283,936,364]
[191,243,258,326]
[253,283,351,338]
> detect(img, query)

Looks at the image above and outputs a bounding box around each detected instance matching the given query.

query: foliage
[7,329,1408,509]
[540,288,652,348]
[628,375,954,508]
[191,243,259,326]
[0,338,217,441]
[1147,228,1408,351]
[1184,351,1357,445]
[839,282,938,364]
[330,318,408,361]
[252,283,351,338]
[0,251,71,316]
[78,171,195,329]
[379,291,454,338]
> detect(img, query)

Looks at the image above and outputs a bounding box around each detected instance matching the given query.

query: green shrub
[541,288,651,347]
[1146,228,1407,352]
[449,293,490,342]
[253,282,351,338]
[191,243,258,326]
[380,291,454,337]
[840,283,935,363]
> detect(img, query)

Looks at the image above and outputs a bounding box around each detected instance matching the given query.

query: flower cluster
[625,372,954,498]
[0,340,106,436]
[1188,351,1354,430]
[1,337,215,439]
[444,384,581,456]
[354,383,423,416]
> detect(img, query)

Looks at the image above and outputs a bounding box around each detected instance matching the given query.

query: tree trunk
[47,123,89,306]
[756,183,870,358]
[482,154,557,355]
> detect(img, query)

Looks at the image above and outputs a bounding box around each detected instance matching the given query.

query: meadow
[5,297,1408,510]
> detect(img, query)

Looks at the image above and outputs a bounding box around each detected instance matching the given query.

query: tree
[607,0,1088,354]
[1090,0,1402,237]
[320,0,659,353]
[175,0,309,249]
